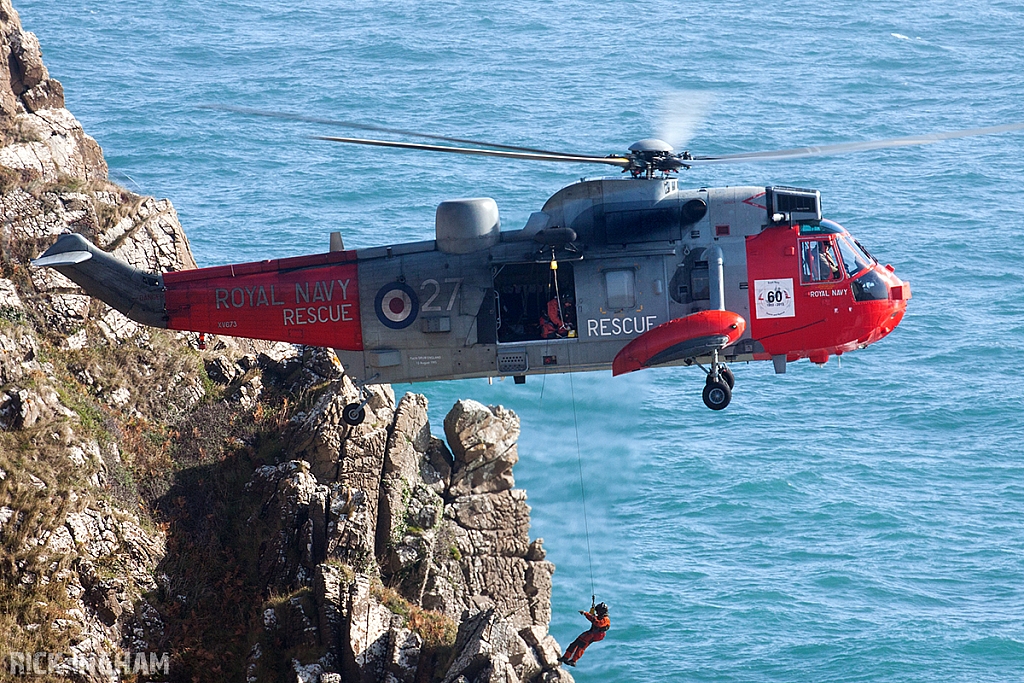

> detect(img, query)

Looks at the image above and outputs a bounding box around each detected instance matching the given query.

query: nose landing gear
[700,350,734,411]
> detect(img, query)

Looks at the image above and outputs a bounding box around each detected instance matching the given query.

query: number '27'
[420,278,463,312]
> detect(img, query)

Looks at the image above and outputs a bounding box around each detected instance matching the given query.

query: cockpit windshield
[836,235,874,278]
[852,238,875,263]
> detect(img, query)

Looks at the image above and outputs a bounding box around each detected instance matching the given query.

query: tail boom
[33,233,168,327]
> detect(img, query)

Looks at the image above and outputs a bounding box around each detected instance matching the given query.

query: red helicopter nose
[863,264,911,345]
[806,263,911,365]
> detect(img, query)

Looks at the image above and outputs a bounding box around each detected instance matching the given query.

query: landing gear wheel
[702,381,732,411]
[342,403,366,426]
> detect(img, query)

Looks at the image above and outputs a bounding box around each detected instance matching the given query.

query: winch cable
[550,252,567,327]
[567,351,597,605]
[550,254,596,604]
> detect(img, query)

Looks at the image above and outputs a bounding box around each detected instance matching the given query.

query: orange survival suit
[539,296,567,339]
[560,603,609,666]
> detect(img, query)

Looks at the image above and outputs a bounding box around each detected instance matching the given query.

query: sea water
[18,1,1024,680]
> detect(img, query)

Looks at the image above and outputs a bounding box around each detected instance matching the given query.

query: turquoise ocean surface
[18,1,1024,680]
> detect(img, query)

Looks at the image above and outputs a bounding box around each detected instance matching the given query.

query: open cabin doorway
[493,262,577,343]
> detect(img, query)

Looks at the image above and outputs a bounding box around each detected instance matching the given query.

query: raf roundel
[375,282,419,329]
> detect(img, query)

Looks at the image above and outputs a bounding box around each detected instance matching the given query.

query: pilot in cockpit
[803,240,842,283]
[818,243,841,280]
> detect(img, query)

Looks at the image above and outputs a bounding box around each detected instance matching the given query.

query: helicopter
[32,111,1024,420]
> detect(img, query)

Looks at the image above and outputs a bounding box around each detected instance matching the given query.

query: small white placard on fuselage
[754,278,795,319]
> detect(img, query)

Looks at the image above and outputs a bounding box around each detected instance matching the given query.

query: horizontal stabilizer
[31,250,93,268]
[612,310,746,376]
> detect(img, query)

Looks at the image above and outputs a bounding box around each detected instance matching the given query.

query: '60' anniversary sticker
[754,278,795,319]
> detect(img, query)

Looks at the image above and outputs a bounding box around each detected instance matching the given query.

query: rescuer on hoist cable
[558,601,609,667]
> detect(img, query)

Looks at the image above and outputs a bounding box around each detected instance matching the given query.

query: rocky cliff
[0,2,570,681]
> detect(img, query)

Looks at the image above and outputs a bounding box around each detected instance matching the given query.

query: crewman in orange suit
[539,295,567,339]
[559,602,609,667]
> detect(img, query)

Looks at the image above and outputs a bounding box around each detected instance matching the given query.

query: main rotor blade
[201,104,599,158]
[314,135,632,167]
[686,121,1024,165]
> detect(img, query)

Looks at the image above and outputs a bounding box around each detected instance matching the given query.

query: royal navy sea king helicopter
[32,112,1024,420]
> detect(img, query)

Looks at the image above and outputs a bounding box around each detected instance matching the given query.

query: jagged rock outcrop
[243,390,565,683]
[0,0,101,180]
[0,5,198,666]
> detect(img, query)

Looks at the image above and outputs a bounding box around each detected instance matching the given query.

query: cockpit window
[800,239,842,283]
[836,235,872,279]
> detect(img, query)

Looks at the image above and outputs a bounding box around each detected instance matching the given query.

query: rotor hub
[628,138,674,154]
[627,138,686,177]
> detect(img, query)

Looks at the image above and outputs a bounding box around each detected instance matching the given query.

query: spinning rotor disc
[204,104,1024,177]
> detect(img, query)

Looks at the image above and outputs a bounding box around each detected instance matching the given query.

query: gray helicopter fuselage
[334,178,772,384]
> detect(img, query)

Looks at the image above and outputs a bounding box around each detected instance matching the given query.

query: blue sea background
[17,1,1024,680]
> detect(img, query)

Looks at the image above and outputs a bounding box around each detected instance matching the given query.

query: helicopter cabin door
[491,261,577,374]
